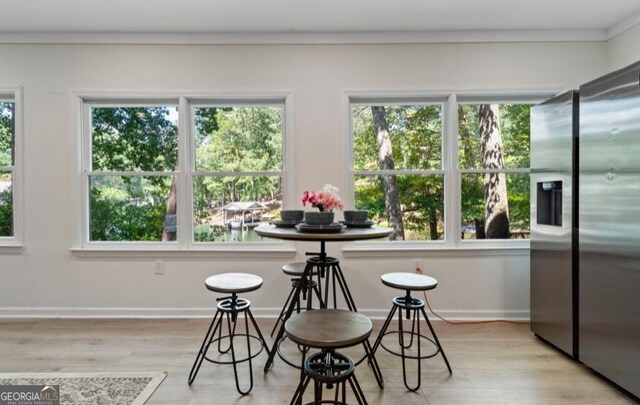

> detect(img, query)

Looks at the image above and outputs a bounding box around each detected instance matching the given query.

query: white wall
[606,23,640,71]
[0,42,607,319]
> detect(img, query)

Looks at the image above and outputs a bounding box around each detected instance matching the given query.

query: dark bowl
[344,210,369,223]
[280,210,304,222]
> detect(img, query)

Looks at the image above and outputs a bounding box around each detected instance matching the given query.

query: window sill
[70,243,297,259]
[0,243,24,254]
[342,240,529,258]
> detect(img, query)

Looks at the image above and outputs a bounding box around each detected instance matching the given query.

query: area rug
[0,372,167,405]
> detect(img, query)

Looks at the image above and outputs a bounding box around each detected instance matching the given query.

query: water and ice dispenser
[537,181,563,226]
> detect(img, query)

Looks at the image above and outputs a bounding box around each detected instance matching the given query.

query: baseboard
[0,307,529,321]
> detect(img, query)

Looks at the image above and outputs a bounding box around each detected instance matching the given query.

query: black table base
[264,241,385,389]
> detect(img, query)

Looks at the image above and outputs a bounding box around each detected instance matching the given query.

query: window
[81,96,287,247]
[351,101,445,241]
[0,89,21,244]
[87,104,179,242]
[349,94,542,246]
[458,101,532,240]
[192,104,284,243]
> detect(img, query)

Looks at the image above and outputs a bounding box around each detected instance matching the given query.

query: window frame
[76,93,294,252]
[0,87,24,249]
[349,96,449,244]
[345,91,552,252]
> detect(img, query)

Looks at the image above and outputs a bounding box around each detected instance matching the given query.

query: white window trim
[343,90,555,253]
[0,87,24,249]
[73,92,295,254]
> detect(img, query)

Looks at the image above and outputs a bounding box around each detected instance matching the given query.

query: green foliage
[193,107,283,225]
[0,186,12,237]
[354,103,532,240]
[89,107,177,241]
[92,107,178,173]
[353,105,441,171]
[353,105,444,240]
[89,176,172,241]
[90,106,284,242]
[0,103,14,237]
[458,104,531,235]
[0,102,14,167]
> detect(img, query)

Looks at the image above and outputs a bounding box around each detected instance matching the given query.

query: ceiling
[1,0,640,43]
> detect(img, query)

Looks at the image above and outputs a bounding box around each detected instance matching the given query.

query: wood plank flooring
[0,318,636,404]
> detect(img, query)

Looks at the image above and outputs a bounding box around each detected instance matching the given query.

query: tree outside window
[351,97,533,243]
[352,103,444,241]
[85,101,285,244]
[193,105,283,242]
[459,103,531,240]
[0,101,15,237]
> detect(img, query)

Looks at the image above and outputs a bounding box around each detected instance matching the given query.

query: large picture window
[81,97,286,247]
[350,94,539,245]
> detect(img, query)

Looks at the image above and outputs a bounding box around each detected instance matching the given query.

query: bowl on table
[280,210,304,223]
[343,210,369,223]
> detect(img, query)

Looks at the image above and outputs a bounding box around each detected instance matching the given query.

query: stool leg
[347,373,368,405]
[230,310,254,395]
[315,267,325,308]
[399,306,422,391]
[323,264,332,309]
[311,282,324,309]
[305,273,313,311]
[264,262,315,373]
[289,375,311,405]
[270,280,298,337]
[217,312,233,354]
[332,264,357,311]
[290,349,309,405]
[362,339,384,389]
[188,310,223,385]
[247,307,271,358]
[313,379,323,403]
[421,306,452,374]
[372,305,398,355]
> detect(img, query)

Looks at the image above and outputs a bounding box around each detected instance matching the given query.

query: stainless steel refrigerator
[530,91,579,358]
[579,61,640,398]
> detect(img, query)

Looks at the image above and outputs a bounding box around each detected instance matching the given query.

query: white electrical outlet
[154,260,164,275]
[413,259,423,273]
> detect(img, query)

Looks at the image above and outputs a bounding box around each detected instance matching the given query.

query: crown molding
[606,9,640,39]
[0,29,607,45]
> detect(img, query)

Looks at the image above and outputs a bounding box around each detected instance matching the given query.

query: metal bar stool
[286,309,371,405]
[372,272,452,391]
[188,273,270,395]
[270,262,324,338]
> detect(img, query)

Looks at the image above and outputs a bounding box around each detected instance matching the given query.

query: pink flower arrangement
[302,184,344,212]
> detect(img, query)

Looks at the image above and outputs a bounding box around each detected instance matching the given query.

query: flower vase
[304,211,335,225]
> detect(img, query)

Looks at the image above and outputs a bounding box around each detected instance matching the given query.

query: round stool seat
[285,309,372,349]
[281,262,307,276]
[205,273,263,294]
[381,272,438,291]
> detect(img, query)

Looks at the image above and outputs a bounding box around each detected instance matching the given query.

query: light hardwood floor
[0,318,636,404]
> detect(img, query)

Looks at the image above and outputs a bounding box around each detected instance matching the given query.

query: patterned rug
[0,372,167,405]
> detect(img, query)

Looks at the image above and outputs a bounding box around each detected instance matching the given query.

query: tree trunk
[371,106,404,240]
[161,174,178,241]
[429,213,439,240]
[459,108,485,238]
[479,104,510,238]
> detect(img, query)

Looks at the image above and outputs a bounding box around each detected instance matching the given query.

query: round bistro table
[255,224,393,388]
